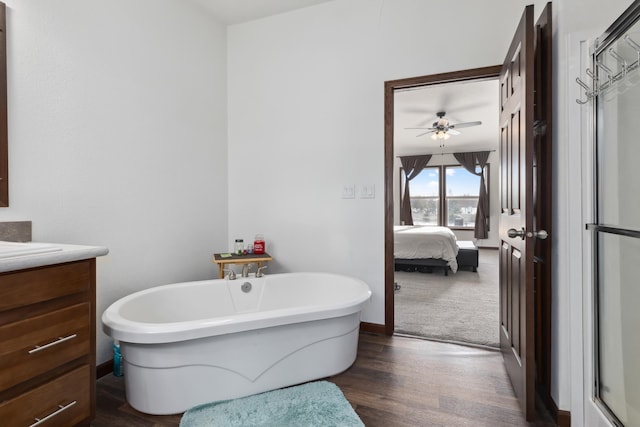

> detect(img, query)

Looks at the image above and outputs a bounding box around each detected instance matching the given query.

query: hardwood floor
[93,333,556,426]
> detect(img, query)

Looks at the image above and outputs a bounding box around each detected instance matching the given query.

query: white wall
[228,0,541,324]
[0,0,229,364]
[227,0,536,327]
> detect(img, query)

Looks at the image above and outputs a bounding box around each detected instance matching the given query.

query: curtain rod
[396,149,496,157]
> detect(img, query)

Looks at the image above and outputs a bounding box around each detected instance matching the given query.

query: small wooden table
[212,252,273,278]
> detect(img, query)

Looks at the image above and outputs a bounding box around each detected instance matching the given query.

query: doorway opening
[383,5,553,422]
[390,75,501,348]
[383,65,502,339]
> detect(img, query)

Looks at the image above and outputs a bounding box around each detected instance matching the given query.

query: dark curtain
[453,151,491,239]
[399,155,431,225]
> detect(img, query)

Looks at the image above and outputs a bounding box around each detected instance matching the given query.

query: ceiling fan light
[431,130,450,140]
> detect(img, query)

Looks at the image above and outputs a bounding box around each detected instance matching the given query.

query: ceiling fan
[406,111,482,140]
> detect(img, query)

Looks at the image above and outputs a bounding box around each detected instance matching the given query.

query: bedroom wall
[0,0,229,365]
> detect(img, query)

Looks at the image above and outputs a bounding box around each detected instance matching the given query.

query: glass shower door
[588,6,640,425]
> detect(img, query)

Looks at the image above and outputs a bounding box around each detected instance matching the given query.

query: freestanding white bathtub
[102,272,371,415]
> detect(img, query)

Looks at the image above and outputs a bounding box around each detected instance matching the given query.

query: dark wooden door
[532,2,553,415]
[499,4,537,421]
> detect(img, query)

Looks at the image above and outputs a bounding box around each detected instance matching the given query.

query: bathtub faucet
[224,268,237,280]
[241,263,252,278]
[256,266,268,278]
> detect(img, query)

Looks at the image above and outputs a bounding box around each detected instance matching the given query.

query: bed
[394,225,460,274]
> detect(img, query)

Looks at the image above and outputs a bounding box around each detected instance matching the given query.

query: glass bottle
[234,239,244,255]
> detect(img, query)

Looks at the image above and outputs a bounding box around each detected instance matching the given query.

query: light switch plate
[360,184,375,199]
[341,184,355,199]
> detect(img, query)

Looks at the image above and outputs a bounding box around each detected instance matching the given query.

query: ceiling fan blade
[415,130,435,138]
[450,121,482,129]
[447,129,461,135]
[404,127,434,130]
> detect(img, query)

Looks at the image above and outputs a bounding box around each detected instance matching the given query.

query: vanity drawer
[0,261,91,312]
[0,364,90,427]
[0,303,90,390]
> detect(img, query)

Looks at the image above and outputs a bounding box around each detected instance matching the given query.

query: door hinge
[533,120,547,136]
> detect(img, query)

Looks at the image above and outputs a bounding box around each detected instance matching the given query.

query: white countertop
[0,241,109,273]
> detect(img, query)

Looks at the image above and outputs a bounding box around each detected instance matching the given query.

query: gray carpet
[394,249,499,348]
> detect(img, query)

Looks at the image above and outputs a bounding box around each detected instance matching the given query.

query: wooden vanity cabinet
[0,259,96,427]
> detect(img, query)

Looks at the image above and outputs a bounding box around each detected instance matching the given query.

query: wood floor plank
[93,333,556,426]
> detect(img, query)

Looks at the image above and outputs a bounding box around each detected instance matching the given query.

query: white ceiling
[394,79,500,157]
[189,0,335,25]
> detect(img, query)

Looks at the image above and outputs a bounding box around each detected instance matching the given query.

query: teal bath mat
[179,381,363,427]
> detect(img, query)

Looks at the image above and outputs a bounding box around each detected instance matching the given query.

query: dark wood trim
[384,79,395,335]
[0,2,7,207]
[548,396,571,427]
[557,410,571,427]
[385,65,504,90]
[89,259,97,420]
[96,360,114,379]
[384,65,502,335]
[534,2,554,421]
[359,321,385,335]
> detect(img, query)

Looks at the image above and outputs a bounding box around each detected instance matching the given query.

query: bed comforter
[394,225,459,273]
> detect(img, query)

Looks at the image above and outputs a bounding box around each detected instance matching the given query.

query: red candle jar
[253,234,265,254]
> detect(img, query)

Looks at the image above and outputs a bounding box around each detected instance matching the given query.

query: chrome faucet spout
[241,263,252,278]
[256,266,268,278]
[224,268,236,280]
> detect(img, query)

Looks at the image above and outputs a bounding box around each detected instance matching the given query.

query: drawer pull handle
[28,334,77,354]
[29,401,77,427]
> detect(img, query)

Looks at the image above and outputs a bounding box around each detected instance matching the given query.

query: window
[401,164,486,229]
[444,165,481,228]
[404,167,440,225]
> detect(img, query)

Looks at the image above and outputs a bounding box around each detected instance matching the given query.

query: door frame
[384,62,553,418]
[384,65,502,336]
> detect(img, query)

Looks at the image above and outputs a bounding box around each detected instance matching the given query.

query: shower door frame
[586,2,640,425]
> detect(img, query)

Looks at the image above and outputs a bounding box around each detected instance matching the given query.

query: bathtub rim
[102,272,371,344]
